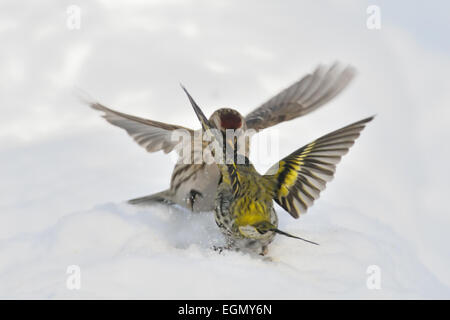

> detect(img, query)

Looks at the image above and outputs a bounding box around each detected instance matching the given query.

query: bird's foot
[187,189,203,211]
[259,245,269,256]
[212,244,234,254]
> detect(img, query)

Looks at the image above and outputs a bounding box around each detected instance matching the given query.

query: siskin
[182,86,373,255]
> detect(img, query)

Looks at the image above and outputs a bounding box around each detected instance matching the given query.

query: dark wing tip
[359,115,376,125]
[291,210,300,219]
[89,102,105,111]
[272,228,319,245]
[73,87,99,107]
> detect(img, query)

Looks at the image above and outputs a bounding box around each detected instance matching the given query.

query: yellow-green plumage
[215,163,279,254]
[182,85,373,255]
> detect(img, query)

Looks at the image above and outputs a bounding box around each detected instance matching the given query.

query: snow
[0,201,447,299]
[1,0,450,299]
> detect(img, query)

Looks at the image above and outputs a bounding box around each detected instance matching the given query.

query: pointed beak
[271,228,319,246]
[180,84,213,132]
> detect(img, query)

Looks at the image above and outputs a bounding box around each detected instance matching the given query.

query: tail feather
[128,190,175,206]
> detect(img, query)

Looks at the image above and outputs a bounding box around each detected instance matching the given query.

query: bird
[88,62,356,212]
[182,85,373,255]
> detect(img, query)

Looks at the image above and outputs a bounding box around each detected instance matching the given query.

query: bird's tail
[271,228,319,246]
[128,190,175,206]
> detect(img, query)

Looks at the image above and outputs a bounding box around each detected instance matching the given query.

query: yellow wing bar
[264,116,374,218]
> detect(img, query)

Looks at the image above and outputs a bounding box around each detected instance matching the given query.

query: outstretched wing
[90,102,194,154]
[264,116,374,218]
[245,62,356,131]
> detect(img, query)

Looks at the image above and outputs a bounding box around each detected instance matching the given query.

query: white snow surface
[1,0,450,299]
[0,202,447,299]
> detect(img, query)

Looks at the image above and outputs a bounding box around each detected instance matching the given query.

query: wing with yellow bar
[264,116,374,218]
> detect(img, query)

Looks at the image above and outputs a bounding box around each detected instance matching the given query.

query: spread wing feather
[245,62,356,131]
[264,116,374,218]
[90,102,194,155]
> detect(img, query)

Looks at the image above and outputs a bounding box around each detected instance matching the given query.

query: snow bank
[0,202,447,299]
